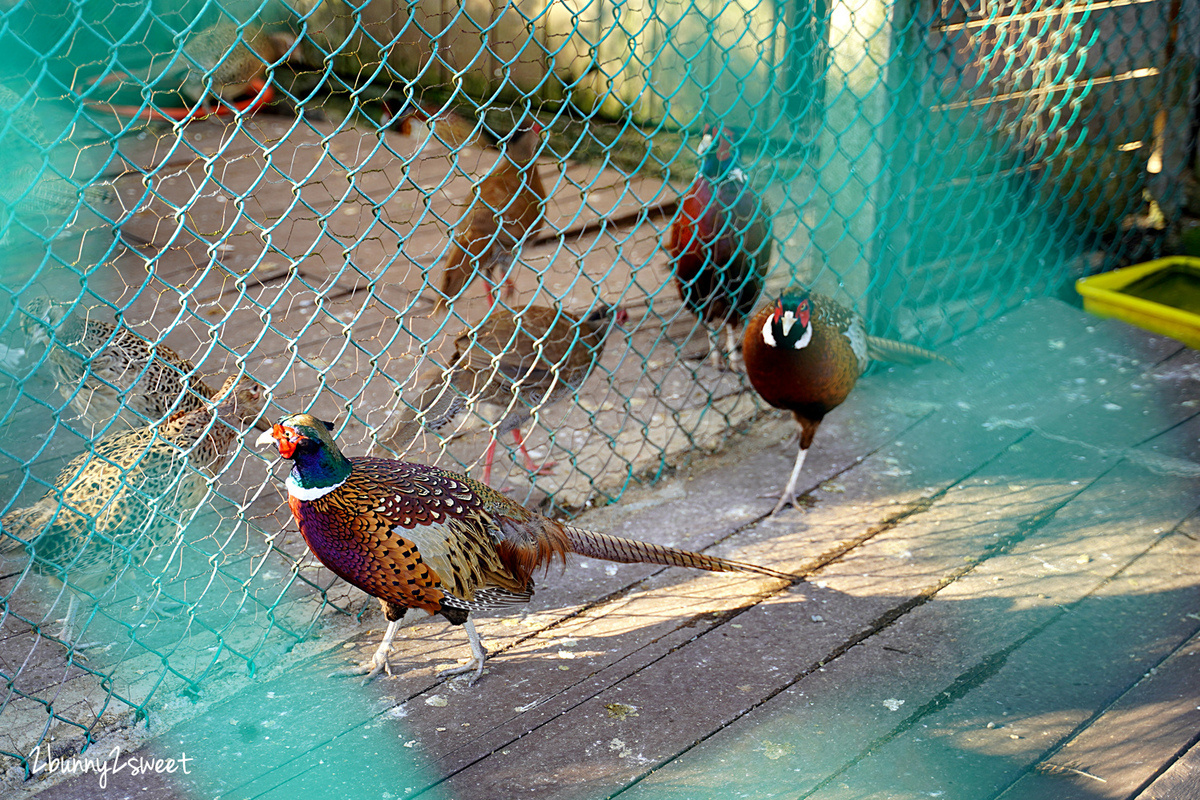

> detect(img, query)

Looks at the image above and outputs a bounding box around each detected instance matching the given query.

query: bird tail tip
[866,336,961,371]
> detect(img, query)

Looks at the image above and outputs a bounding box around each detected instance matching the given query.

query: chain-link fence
[0,0,1194,777]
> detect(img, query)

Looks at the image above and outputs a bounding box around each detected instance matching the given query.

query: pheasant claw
[767,491,811,517]
[765,446,811,517]
[438,658,485,686]
[331,652,392,685]
[332,619,400,684]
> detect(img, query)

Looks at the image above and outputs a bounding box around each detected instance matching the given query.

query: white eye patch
[761,315,777,347]
[794,323,812,350]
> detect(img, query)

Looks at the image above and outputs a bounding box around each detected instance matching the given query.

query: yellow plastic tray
[1075,256,1200,349]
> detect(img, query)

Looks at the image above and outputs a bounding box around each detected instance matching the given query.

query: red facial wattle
[717,135,732,162]
[273,424,299,459]
[798,304,811,330]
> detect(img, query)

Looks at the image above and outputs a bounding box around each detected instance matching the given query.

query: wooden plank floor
[10,294,1199,799]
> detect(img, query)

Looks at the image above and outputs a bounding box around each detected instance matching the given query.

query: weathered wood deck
[11,290,1200,800]
[3,112,1199,799]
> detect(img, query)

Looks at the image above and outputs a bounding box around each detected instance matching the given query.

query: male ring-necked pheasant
[666,125,772,369]
[20,296,268,433]
[1,376,266,647]
[376,302,626,484]
[744,290,958,515]
[259,413,793,684]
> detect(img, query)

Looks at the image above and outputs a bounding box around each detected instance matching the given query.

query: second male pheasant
[744,290,958,515]
[666,125,772,369]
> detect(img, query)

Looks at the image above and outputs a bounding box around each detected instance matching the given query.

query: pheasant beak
[255,424,299,459]
[778,312,796,338]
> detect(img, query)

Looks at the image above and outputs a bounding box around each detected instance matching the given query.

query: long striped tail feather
[866,335,961,371]
[563,526,796,581]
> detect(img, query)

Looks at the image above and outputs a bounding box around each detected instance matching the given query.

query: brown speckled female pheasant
[436,119,547,310]
[377,302,626,484]
[392,102,497,151]
[1,376,266,646]
[259,413,793,684]
[20,296,267,433]
[744,290,958,515]
[0,86,112,243]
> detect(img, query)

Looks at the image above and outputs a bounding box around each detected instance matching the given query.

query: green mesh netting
[0,0,1191,775]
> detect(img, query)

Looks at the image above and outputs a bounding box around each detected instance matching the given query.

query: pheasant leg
[52,595,105,656]
[332,618,402,685]
[482,437,500,485]
[706,326,727,370]
[438,619,488,685]
[484,275,517,309]
[770,445,810,516]
[512,428,556,475]
[482,429,555,485]
[724,324,745,371]
[56,594,77,642]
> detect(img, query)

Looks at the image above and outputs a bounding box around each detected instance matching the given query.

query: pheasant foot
[51,596,107,655]
[520,458,558,477]
[762,490,815,515]
[512,429,556,476]
[332,619,401,685]
[439,619,487,685]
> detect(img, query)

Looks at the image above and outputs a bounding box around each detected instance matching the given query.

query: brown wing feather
[301,461,570,614]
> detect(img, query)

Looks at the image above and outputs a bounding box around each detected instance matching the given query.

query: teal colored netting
[0,0,1192,775]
